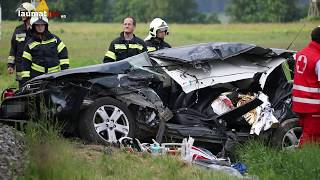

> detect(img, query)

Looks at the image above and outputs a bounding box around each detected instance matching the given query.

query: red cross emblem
[296,55,308,74]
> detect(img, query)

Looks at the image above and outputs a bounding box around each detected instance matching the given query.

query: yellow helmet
[16,2,35,13]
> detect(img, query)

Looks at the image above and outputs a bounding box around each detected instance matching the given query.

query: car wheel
[78,97,135,144]
[271,118,302,149]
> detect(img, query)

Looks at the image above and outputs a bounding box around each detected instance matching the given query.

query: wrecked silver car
[0,42,300,149]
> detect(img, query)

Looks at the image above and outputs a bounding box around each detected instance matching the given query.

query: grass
[21,119,236,180]
[236,140,320,180]
[1,21,320,179]
[22,141,237,180]
[21,123,320,180]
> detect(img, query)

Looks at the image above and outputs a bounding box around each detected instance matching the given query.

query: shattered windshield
[125,53,165,77]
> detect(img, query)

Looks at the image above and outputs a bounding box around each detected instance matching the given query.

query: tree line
[1,0,307,23]
[1,0,220,23]
[227,0,308,23]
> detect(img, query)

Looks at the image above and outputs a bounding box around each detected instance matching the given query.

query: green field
[1,21,320,179]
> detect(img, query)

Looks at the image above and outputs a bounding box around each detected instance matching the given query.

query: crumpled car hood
[31,53,153,81]
[152,56,287,93]
[32,60,130,81]
[151,43,295,93]
[149,42,294,64]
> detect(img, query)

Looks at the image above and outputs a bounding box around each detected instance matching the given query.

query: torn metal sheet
[117,88,163,108]
[116,88,173,127]
[152,56,286,93]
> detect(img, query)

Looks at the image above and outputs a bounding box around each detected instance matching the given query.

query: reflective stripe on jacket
[7,24,33,79]
[103,32,147,63]
[145,37,171,52]
[21,31,69,83]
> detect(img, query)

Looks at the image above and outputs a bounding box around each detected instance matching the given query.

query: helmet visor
[158,26,168,32]
[33,19,48,25]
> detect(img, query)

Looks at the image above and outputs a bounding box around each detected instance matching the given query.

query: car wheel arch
[78,96,137,144]
[270,117,301,149]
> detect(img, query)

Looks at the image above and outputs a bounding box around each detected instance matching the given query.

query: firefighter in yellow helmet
[145,18,171,52]
[7,2,35,88]
[20,16,69,85]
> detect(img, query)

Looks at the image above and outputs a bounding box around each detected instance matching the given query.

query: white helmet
[30,16,49,32]
[30,16,49,26]
[16,2,35,13]
[145,18,169,41]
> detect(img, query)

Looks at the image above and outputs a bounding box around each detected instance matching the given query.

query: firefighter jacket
[292,41,320,113]
[7,23,33,80]
[20,31,69,84]
[145,37,171,52]
[103,32,147,63]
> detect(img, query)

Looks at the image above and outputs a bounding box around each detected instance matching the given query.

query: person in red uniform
[292,26,320,145]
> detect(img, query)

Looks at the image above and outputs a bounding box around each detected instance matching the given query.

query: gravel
[0,124,26,179]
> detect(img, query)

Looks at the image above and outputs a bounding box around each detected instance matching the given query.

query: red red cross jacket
[292,41,320,113]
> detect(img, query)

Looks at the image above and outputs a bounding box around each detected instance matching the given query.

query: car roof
[149,42,294,64]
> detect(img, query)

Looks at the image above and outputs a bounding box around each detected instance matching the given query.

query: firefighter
[103,16,147,63]
[292,26,320,145]
[145,18,171,52]
[7,2,35,88]
[20,16,69,85]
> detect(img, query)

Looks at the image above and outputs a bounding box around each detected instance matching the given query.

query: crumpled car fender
[116,88,173,123]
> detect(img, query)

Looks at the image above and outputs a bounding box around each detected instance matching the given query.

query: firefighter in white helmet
[20,16,69,85]
[145,18,171,52]
[7,2,35,88]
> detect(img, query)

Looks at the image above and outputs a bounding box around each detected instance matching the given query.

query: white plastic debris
[250,93,279,135]
[237,92,279,135]
[119,136,245,177]
[193,160,243,178]
[211,95,234,115]
[180,137,219,164]
[180,138,243,178]
[181,137,194,163]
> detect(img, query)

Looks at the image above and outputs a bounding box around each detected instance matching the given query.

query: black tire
[78,97,136,144]
[271,118,302,149]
